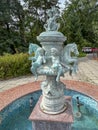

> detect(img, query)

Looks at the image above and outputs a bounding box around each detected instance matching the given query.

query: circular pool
[0,89,98,130]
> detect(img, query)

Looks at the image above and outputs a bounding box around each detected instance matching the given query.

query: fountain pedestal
[29,96,74,130]
[28,6,79,130]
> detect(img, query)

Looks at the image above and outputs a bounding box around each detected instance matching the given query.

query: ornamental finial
[44,6,60,31]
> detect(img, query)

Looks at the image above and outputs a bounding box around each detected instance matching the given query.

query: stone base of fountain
[29,96,74,130]
[40,76,68,115]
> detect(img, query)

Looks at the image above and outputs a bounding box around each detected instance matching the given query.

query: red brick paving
[0,80,98,111]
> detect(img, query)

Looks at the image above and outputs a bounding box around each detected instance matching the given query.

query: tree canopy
[60,0,98,50]
[0,0,98,55]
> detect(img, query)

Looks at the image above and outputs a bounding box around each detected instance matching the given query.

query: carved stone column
[37,31,67,114]
[40,76,67,114]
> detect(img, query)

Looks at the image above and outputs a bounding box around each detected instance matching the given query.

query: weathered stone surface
[37,31,66,42]
[29,96,74,130]
[40,76,67,114]
[28,6,78,116]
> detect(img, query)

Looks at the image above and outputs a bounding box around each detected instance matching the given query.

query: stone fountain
[29,5,79,130]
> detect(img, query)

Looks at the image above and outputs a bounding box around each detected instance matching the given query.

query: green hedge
[0,52,86,80]
[0,53,31,79]
[78,52,87,57]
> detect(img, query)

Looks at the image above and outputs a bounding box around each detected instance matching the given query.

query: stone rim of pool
[0,80,98,130]
[0,80,98,111]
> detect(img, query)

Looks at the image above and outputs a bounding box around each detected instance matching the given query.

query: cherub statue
[49,43,79,82]
[44,6,60,31]
[31,48,46,81]
[50,48,64,82]
[29,43,79,82]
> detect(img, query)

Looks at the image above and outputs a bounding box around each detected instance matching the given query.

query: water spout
[29,97,33,107]
[75,97,83,118]
[76,96,83,113]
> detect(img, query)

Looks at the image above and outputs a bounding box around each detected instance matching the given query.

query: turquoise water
[72,101,98,130]
[4,103,98,130]
[0,90,98,130]
[4,108,32,130]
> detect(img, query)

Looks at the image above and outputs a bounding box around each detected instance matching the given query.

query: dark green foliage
[60,0,98,50]
[0,0,27,55]
[78,52,86,57]
[0,0,59,55]
[0,53,31,79]
[0,0,97,55]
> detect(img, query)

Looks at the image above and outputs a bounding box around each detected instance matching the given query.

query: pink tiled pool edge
[0,80,98,111]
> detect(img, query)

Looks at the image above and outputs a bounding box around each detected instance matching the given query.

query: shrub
[78,52,86,57]
[0,53,31,79]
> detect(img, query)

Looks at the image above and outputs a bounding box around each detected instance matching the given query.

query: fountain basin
[0,80,98,130]
[0,90,98,130]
